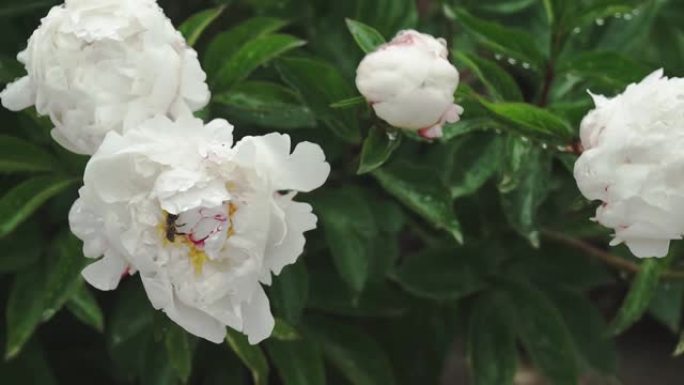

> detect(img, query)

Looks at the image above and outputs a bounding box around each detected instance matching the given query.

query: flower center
[162,202,238,274]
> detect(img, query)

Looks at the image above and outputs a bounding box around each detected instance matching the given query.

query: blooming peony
[69,115,330,343]
[355,30,463,139]
[574,69,684,258]
[0,0,210,155]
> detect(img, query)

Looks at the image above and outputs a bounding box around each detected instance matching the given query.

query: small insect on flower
[165,213,181,243]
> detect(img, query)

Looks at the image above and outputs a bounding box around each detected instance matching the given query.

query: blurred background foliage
[1,0,684,384]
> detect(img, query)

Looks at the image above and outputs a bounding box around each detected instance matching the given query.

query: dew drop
[495,128,503,135]
[614,12,622,18]
[387,131,398,141]
[494,53,503,60]
[573,27,581,34]
[521,136,529,142]
[632,8,640,16]
[624,13,633,20]
[596,18,605,26]
[541,143,548,149]
[507,57,517,65]
[522,62,531,69]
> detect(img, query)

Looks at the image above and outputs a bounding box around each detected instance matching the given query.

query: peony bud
[0,0,210,155]
[355,30,463,139]
[574,69,684,258]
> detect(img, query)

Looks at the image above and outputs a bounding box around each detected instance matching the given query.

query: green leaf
[441,118,493,141]
[502,281,578,385]
[5,268,45,360]
[373,160,462,242]
[108,282,155,379]
[545,287,617,374]
[648,281,684,334]
[309,270,408,317]
[178,5,225,46]
[5,233,85,359]
[66,282,104,332]
[41,234,87,320]
[276,57,361,143]
[0,135,56,173]
[0,340,57,385]
[478,100,574,143]
[330,96,366,109]
[204,17,288,77]
[345,19,386,53]
[270,262,309,324]
[448,7,546,70]
[357,127,402,174]
[558,51,652,90]
[394,248,485,300]
[0,176,75,237]
[498,138,552,247]
[0,221,42,273]
[501,280,579,385]
[609,258,668,336]
[446,133,504,198]
[354,0,417,37]
[468,293,517,385]
[304,316,396,385]
[214,33,305,91]
[453,52,523,102]
[0,56,23,84]
[271,319,300,341]
[213,81,316,129]
[225,329,269,385]
[165,324,193,383]
[315,187,377,292]
[266,338,326,385]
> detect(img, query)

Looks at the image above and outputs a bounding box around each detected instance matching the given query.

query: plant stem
[541,229,684,280]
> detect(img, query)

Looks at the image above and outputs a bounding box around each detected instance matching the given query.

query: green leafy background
[1,0,684,384]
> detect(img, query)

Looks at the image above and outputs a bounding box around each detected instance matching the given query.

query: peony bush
[1,0,684,384]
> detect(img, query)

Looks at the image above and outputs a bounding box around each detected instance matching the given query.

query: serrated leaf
[0,135,56,173]
[214,33,305,91]
[345,19,386,53]
[609,258,668,335]
[226,329,269,385]
[354,0,417,37]
[501,279,579,385]
[66,282,104,332]
[165,324,193,383]
[394,248,485,300]
[454,52,523,102]
[178,5,225,46]
[357,127,402,174]
[373,160,462,242]
[449,7,545,70]
[330,96,366,109]
[204,17,288,77]
[213,81,316,129]
[41,234,87,320]
[479,100,574,143]
[0,176,75,237]
[277,57,361,143]
[270,262,309,324]
[468,293,517,385]
[304,316,396,385]
[266,338,326,385]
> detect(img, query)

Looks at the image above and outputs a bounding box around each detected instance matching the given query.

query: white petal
[82,252,128,291]
[1,76,35,111]
[164,297,227,344]
[241,286,274,344]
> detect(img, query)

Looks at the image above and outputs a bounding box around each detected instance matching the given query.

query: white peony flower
[574,69,684,258]
[355,30,463,139]
[69,115,330,344]
[0,0,210,155]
